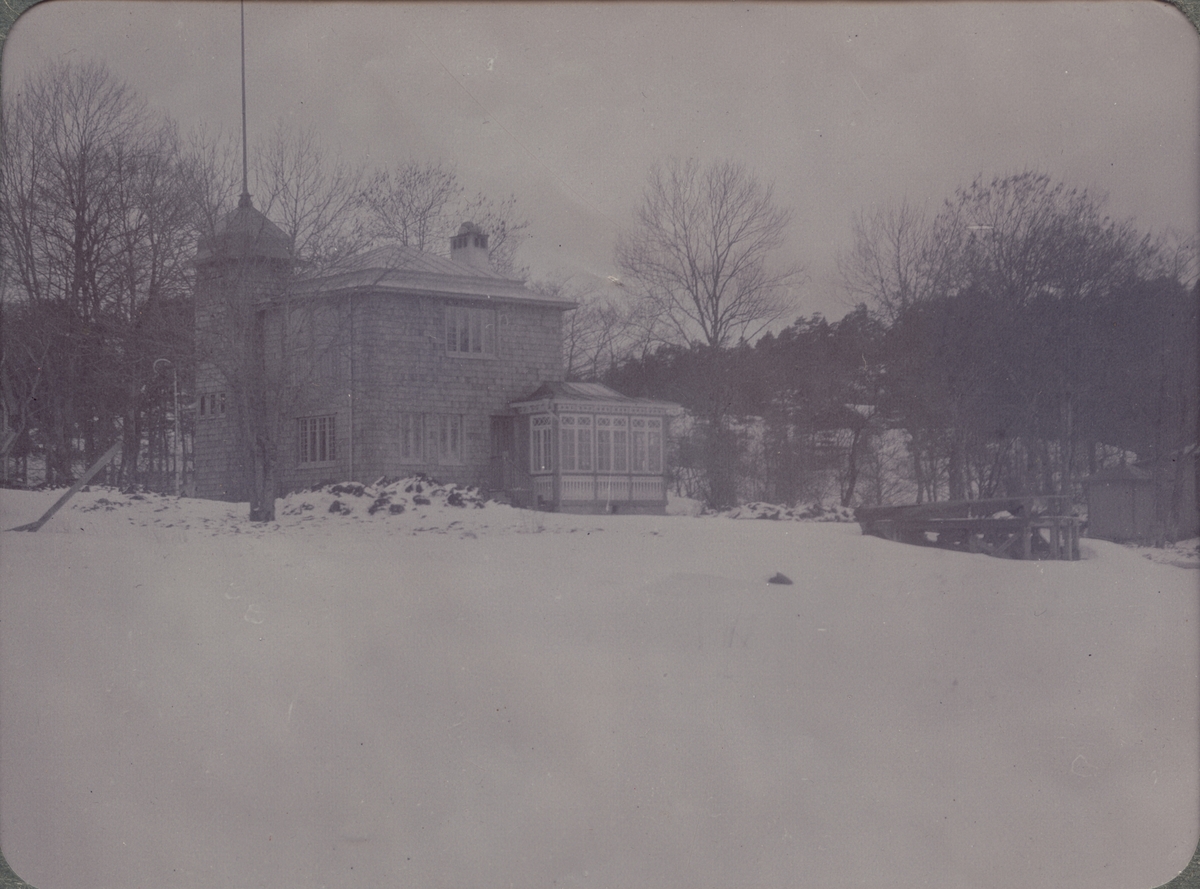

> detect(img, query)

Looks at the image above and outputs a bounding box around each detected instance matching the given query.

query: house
[1082,463,1156,542]
[192,205,676,513]
[1084,447,1199,544]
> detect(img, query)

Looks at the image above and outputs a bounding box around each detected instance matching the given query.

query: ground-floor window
[559,414,593,472]
[399,412,422,461]
[399,412,465,464]
[297,415,336,463]
[531,415,553,472]
[631,417,663,473]
[198,392,226,419]
[596,416,628,472]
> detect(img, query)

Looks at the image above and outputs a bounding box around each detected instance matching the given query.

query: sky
[2,0,1199,320]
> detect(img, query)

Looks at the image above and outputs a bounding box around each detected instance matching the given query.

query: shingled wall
[277,291,565,493]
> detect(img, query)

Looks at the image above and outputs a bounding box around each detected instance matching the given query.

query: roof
[510,381,680,412]
[1084,463,1154,484]
[294,244,575,307]
[195,200,292,263]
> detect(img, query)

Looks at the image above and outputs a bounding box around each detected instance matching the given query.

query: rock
[767,572,793,585]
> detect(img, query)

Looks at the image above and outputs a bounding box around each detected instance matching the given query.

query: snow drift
[0,486,1196,889]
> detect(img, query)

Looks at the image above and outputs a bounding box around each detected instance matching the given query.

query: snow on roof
[195,202,292,263]
[510,380,679,411]
[1085,463,1154,484]
[294,244,574,306]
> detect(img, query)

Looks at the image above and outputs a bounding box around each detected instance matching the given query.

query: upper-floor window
[446,306,496,356]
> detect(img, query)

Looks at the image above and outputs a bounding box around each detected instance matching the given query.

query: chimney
[450,222,490,270]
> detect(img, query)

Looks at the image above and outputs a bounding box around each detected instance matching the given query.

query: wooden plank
[859,508,1082,561]
[7,440,123,532]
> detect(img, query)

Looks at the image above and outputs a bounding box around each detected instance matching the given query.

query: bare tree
[254,122,368,271]
[848,172,1177,504]
[180,124,243,239]
[0,60,195,486]
[839,199,956,323]
[530,275,641,380]
[360,160,461,252]
[615,157,803,349]
[360,160,531,276]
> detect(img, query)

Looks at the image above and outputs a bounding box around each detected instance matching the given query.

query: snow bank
[717,500,857,522]
[0,487,1196,889]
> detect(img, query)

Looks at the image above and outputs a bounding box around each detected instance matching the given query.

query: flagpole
[240,0,251,207]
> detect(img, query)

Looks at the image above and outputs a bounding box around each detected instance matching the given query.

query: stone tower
[192,194,292,502]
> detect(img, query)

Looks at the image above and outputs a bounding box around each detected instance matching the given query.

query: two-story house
[193,205,674,513]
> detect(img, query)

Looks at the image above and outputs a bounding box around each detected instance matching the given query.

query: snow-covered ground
[0,484,1196,889]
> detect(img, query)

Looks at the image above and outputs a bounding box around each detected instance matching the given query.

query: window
[437,414,463,464]
[198,393,226,419]
[630,417,663,473]
[597,416,630,472]
[559,414,593,472]
[446,306,496,356]
[399,412,423,461]
[400,412,464,464]
[298,415,336,464]
[530,415,553,472]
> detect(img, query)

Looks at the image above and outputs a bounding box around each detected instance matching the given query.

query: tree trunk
[248,434,277,522]
[841,424,865,508]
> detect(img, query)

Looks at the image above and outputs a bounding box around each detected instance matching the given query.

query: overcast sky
[4,1,1198,320]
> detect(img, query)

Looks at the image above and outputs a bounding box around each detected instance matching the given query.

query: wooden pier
[856,497,1081,560]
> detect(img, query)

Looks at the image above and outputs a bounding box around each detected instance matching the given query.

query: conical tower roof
[195,195,291,264]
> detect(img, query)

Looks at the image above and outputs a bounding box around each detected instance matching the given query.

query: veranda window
[596,416,629,472]
[559,415,593,472]
[530,415,553,472]
[630,417,663,473]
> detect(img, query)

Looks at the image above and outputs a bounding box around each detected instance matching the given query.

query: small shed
[498,382,678,514]
[1083,464,1155,542]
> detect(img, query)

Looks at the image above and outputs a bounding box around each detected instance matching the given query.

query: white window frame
[401,412,465,465]
[530,414,553,473]
[445,306,497,356]
[399,412,423,462]
[436,414,464,465]
[297,415,337,464]
[630,417,663,473]
[559,414,594,473]
[611,416,628,472]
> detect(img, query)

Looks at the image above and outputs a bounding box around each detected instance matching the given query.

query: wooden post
[1022,523,1033,560]
[8,440,124,532]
